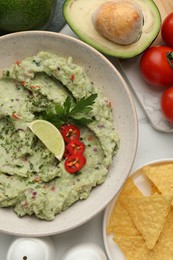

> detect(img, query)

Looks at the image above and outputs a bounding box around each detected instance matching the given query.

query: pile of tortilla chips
[106,162,173,260]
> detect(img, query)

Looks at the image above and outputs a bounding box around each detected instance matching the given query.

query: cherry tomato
[60,124,80,143]
[161,13,173,48]
[66,139,85,155]
[161,86,173,123]
[64,154,86,173]
[140,46,173,87]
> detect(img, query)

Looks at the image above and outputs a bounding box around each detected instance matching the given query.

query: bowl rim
[0,30,138,236]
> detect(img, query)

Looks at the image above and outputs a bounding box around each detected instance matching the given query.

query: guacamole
[0,52,119,220]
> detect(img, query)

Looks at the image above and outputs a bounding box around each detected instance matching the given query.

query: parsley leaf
[42,93,97,128]
[70,94,97,115]
[55,104,65,117]
[64,96,72,114]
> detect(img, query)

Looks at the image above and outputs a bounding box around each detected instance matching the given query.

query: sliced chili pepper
[63,146,70,158]
[70,74,75,81]
[60,124,80,143]
[30,85,41,89]
[11,113,21,120]
[64,154,86,174]
[66,139,85,155]
[21,81,26,86]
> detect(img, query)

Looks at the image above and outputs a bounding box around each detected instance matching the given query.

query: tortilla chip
[106,199,140,236]
[107,177,141,236]
[151,184,161,195]
[121,194,172,249]
[118,176,143,199]
[113,209,173,260]
[107,164,173,258]
[150,208,173,259]
[114,235,151,260]
[143,164,173,196]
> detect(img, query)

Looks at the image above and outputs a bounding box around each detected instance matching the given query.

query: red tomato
[161,12,173,48]
[66,139,85,155]
[140,46,173,87]
[161,86,173,123]
[64,154,86,173]
[60,124,80,143]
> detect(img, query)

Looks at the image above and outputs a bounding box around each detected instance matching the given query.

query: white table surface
[1,25,173,259]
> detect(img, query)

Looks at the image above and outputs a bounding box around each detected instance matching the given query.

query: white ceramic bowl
[0,31,138,236]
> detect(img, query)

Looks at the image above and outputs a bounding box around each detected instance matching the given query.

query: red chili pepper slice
[70,74,75,81]
[11,113,21,120]
[64,154,86,174]
[60,124,80,143]
[63,146,70,158]
[66,139,85,155]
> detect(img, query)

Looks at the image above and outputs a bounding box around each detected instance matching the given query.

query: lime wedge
[27,120,65,161]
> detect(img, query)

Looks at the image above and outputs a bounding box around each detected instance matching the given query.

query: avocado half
[63,0,161,58]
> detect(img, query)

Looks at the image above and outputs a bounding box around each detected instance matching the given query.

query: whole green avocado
[0,0,56,32]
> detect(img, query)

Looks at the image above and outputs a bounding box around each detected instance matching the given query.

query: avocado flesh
[63,0,161,58]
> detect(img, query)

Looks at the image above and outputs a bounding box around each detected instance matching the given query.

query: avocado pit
[92,1,144,45]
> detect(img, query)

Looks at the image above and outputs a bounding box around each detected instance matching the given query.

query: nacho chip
[151,184,161,195]
[107,163,173,259]
[107,177,141,236]
[143,163,173,196]
[114,235,151,260]
[113,209,173,259]
[118,176,143,199]
[150,208,173,259]
[121,194,172,249]
[106,200,140,236]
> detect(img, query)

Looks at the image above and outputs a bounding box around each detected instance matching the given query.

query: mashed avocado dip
[0,51,119,220]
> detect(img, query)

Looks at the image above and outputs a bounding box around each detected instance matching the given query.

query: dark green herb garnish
[42,93,97,128]
[6,70,10,77]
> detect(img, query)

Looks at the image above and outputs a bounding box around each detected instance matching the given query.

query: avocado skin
[63,0,161,58]
[0,0,56,32]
